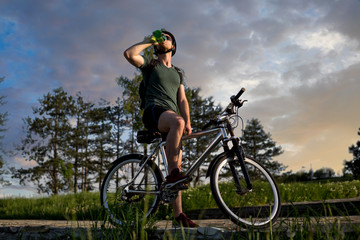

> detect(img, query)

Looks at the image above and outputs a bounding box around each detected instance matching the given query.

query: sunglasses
[165,35,172,41]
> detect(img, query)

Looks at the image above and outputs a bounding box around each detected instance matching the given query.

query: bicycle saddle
[137,130,162,144]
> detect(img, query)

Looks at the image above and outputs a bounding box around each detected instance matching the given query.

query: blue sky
[1,0,360,197]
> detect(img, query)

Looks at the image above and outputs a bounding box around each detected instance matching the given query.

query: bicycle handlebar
[201,88,246,130]
[230,87,245,104]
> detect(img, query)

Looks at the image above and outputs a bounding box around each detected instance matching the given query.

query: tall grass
[0,180,359,220]
[0,181,359,239]
[181,180,360,211]
[279,180,360,203]
[0,192,102,220]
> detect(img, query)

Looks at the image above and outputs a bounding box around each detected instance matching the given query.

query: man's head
[154,30,177,57]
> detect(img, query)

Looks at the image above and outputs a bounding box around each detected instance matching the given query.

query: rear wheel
[100,154,163,225]
[210,155,281,228]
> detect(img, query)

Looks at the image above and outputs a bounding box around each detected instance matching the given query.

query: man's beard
[157,44,172,53]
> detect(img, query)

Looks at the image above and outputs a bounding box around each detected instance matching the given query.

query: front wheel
[100,154,163,226]
[210,155,281,228]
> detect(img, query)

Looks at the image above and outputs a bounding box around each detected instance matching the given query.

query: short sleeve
[140,55,152,70]
[174,66,185,85]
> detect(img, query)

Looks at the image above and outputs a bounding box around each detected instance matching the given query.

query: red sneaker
[165,168,188,184]
[174,213,199,228]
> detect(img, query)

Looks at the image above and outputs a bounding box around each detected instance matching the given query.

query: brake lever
[225,103,235,114]
[235,99,247,108]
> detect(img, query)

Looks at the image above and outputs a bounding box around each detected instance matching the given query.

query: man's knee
[158,111,185,133]
[173,117,185,131]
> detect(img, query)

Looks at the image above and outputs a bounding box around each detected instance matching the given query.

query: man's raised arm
[124,38,154,68]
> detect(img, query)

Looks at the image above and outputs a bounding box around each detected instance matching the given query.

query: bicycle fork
[228,139,253,195]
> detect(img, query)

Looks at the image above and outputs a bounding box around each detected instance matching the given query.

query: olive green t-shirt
[140,56,184,113]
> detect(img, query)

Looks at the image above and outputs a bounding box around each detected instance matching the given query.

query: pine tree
[241,118,286,176]
[183,87,222,187]
[67,92,94,193]
[116,47,155,154]
[15,88,75,194]
[89,99,113,190]
[105,97,126,161]
[116,75,143,153]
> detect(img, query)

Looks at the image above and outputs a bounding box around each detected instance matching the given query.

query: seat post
[143,143,148,156]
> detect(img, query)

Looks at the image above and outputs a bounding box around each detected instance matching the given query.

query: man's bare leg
[172,149,183,217]
[158,111,185,217]
[158,111,185,172]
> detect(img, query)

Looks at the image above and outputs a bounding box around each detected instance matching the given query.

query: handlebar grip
[235,87,246,100]
[231,88,246,103]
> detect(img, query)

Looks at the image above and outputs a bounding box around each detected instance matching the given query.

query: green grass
[278,180,360,203]
[0,180,359,220]
[1,181,360,239]
[182,180,360,211]
[0,192,102,220]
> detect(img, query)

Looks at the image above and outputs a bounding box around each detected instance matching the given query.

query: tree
[67,92,94,193]
[88,99,113,190]
[343,128,360,180]
[105,97,126,161]
[313,167,335,179]
[116,47,154,154]
[15,88,75,194]
[241,118,286,175]
[116,74,143,153]
[0,77,10,187]
[183,87,222,187]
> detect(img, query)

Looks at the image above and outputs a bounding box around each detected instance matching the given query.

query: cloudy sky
[1,0,360,197]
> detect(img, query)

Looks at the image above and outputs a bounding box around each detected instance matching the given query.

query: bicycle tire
[210,155,281,228]
[100,154,163,226]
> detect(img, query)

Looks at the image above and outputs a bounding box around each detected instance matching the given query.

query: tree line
[1,75,359,195]
[9,74,233,195]
[3,70,287,195]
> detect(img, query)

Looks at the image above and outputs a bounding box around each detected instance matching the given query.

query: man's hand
[184,122,192,135]
[144,35,159,45]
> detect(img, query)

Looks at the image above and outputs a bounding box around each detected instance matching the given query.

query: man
[124,29,198,227]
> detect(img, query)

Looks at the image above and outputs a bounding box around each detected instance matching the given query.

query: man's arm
[123,38,154,68]
[177,84,192,135]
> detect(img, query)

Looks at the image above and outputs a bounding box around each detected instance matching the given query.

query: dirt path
[0,219,238,240]
[0,218,238,229]
[1,216,360,229]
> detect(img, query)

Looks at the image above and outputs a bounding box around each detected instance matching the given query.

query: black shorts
[142,105,168,131]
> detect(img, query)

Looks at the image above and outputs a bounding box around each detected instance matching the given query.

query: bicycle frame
[161,128,223,177]
[125,116,253,196]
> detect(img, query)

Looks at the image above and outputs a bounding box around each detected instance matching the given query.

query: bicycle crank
[160,188,178,203]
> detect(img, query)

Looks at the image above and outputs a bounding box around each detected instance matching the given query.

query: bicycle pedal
[173,183,189,190]
[165,177,192,190]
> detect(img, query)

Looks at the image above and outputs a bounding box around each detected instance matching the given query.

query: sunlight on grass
[0,181,359,239]
[0,180,359,220]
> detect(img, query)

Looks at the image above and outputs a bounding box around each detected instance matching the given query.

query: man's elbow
[123,49,131,61]
[123,49,143,67]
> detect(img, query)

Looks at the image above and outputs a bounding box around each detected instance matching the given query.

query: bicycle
[100,88,281,228]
